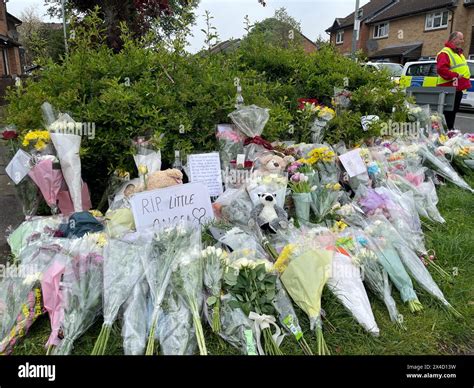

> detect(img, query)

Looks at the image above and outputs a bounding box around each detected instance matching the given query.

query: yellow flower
[274,244,296,273]
[333,183,341,191]
[332,220,348,233]
[439,134,448,144]
[138,164,148,175]
[95,233,108,248]
[34,140,46,151]
[89,209,103,218]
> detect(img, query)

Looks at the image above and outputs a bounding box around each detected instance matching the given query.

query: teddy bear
[256,153,294,175]
[127,168,183,195]
[248,192,288,233]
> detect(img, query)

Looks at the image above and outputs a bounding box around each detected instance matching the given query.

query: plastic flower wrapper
[407,104,431,135]
[342,228,405,329]
[0,241,63,354]
[218,294,257,355]
[96,169,131,211]
[91,239,148,355]
[246,172,288,208]
[132,134,163,177]
[380,218,462,318]
[143,223,200,355]
[214,188,253,226]
[28,157,64,214]
[218,227,268,259]
[216,124,245,170]
[228,105,272,161]
[418,143,474,193]
[430,112,447,135]
[224,258,284,356]
[171,236,206,355]
[328,239,380,336]
[439,135,474,173]
[301,144,338,184]
[273,227,334,355]
[310,105,336,143]
[364,217,423,313]
[311,180,343,224]
[21,130,53,156]
[202,246,227,334]
[52,237,104,355]
[121,276,149,355]
[155,278,197,355]
[273,278,313,355]
[7,216,64,258]
[333,87,352,110]
[49,129,83,212]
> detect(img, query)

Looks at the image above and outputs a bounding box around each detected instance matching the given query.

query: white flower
[437,146,452,155]
[215,248,223,257]
[23,272,42,286]
[310,185,317,192]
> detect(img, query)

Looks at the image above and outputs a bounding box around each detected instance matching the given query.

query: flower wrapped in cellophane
[273,227,334,355]
[329,234,380,336]
[52,236,104,355]
[132,133,163,178]
[121,276,149,355]
[202,246,227,334]
[337,227,405,329]
[91,239,148,355]
[224,251,284,355]
[364,217,423,313]
[143,224,201,355]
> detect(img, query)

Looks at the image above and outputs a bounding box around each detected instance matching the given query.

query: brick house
[327,0,474,64]
[0,0,22,77]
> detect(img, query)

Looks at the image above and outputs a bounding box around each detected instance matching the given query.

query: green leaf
[206,296,217,306]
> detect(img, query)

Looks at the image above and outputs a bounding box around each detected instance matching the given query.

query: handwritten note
[338,149,367,178]
[5,149,32,184]
[187,152,223,197]
[130,182,214,232]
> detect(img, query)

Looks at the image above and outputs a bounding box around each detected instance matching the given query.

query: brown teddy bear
[127,168,183,195]
[256,153,294,175]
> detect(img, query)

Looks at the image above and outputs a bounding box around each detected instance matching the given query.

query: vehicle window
[468,62,474,77]
[379,63,403,76]
[406,63,437,77]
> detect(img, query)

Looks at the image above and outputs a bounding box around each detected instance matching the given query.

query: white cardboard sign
[130,182,214,231]
[187,152,223,197]
[338,149,367,178]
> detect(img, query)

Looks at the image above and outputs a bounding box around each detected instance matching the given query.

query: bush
[6,13,407,205]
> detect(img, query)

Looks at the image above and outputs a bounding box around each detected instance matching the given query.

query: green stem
[46,345,53,355]
[212,296,221,334]
[146,309,159,356]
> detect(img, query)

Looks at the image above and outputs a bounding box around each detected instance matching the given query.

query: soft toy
[256,153,294,175]
[248,192,288,233]
[128,168,183,194]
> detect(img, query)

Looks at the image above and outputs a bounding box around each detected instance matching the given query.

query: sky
[7,0,370,52]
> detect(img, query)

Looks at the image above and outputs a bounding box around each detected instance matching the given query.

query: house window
[2,48,9,76]
[336,30,344,44]
[425,11,449,31]
[373,22,389,39]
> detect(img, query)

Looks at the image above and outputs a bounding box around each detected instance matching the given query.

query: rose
[1,129,18,140]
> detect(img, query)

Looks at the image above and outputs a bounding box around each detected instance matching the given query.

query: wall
[330,23,371,56]
[0,2,6,36]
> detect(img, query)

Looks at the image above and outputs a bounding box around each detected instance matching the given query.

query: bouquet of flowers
[132,133,163,178]
[224,256,284,355]
[202,246,227,334]
[288,171,316,223]
[246,172,288,209]
[302,144,339,184]
[228,105,273,161]
[333,87,352,110]
[155,278,197,355]
[216,124,245,170]
[274,227,334,355]
[364,218,423,313]
[143,224,200,355]
[311,180,343,225]
[121,276,149,355]
[52,237,104,355]
[329,239,380,336]
[218,294,257,355]
[171,236,207,355]
[21,130,53,155]
[273,278,313,355]
[91,239,148,355]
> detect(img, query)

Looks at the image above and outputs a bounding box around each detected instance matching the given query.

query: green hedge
[6,14,407,205]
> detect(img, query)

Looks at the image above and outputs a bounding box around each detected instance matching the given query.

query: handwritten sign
[187,152,223,197]
[5,149,32,184]
[338,149,367,178]
[130,182,214,231]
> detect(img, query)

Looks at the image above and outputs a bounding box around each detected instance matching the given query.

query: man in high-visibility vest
[436,31,471,130]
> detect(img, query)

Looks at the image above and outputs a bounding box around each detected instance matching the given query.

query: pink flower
[288,162,301,174]
[291,172,301,183]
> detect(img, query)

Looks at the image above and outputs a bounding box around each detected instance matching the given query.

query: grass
[12,175,474,356]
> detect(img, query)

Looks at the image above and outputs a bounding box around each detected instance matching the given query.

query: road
[456,111,474,132]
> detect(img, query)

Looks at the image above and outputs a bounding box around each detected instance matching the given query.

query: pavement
[456,110,474,132]
[0,145,24,264]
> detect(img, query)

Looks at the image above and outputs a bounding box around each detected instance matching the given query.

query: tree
[44,0,199,51]
[18,7,65,67]
[246,8,303,48]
